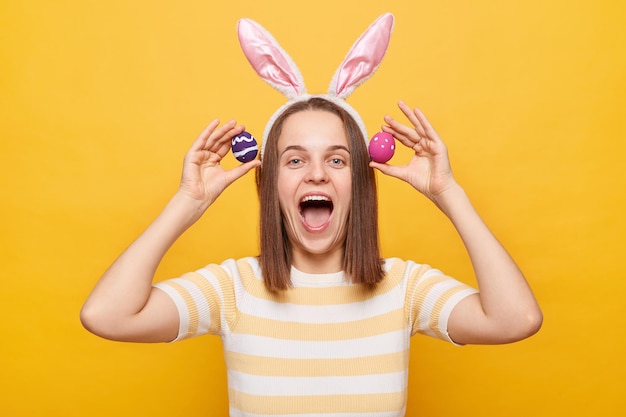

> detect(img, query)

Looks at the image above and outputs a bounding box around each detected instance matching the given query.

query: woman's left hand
[370,101,456,201]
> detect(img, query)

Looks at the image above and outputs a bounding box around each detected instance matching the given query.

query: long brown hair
[256,97,384,291]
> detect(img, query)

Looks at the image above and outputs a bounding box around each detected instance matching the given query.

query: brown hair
[256,97,384,291]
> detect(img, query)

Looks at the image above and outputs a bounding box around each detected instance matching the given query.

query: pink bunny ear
[329,13,394,99]
[237,18,306,99]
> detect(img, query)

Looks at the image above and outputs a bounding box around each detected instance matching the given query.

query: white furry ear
[237,18,307,99]
[329,13,395,99]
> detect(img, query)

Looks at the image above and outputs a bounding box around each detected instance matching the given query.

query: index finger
[206,121,245,154]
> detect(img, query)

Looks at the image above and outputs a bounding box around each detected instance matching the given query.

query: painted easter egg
[231,131,259,162]
[368,132,395,163]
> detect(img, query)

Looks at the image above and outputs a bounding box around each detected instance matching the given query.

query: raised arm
[80,120,261,343]
[371,101,542,345]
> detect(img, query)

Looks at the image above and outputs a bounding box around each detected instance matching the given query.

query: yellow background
[2,0,625,415]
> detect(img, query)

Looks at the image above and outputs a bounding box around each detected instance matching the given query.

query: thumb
[369,161,403,180]
[222,159,262,187]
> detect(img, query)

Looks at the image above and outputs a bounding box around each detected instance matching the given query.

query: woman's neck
[290,247,344,274]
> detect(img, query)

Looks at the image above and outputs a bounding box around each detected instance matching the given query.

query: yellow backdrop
[2,0,625,415]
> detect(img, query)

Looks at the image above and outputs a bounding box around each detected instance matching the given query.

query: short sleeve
[404,261,478,344]
[153,262,238,341]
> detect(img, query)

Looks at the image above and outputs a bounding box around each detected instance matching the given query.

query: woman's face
[276,109,353,271]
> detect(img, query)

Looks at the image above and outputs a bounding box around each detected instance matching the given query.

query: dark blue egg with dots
[231,131,259,162]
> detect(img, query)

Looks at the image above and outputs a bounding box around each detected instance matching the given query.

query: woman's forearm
[80,191,206,339]
[434,182,543,342]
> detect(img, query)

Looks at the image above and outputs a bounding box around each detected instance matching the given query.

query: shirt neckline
[290,265,348,287]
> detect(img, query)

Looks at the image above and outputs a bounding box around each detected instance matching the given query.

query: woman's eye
[329,158,345,166]
[288,158,302,166]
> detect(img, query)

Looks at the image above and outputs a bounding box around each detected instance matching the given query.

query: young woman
[81,97,542,416]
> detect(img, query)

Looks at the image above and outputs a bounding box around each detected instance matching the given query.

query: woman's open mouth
[299,195,334,230]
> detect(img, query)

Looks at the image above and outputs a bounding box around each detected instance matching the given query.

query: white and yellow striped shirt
[155,257,477,416]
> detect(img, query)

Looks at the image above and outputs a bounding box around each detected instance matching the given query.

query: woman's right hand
[179,119,261,209]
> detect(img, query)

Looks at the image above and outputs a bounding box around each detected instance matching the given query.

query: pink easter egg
[368,132,395,163]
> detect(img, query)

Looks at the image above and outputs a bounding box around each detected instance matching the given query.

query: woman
[81,97,542,416]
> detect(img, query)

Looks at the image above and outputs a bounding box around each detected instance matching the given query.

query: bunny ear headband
[236,13,395,160]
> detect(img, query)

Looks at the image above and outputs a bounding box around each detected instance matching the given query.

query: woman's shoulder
[210,257,263,283]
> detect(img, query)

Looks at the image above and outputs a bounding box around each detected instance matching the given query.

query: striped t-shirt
[154,257,477,417]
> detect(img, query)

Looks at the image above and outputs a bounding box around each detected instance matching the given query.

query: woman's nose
[305,160,329,183]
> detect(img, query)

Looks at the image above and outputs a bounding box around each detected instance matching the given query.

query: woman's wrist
[431,180,467,216]
[162,190,211,230]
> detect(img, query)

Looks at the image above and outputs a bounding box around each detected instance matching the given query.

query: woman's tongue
[302,205,331,229]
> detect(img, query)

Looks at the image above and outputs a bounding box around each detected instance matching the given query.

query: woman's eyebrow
[280,145,350,156]
[280,145,306,156]
[328,145,350,154]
